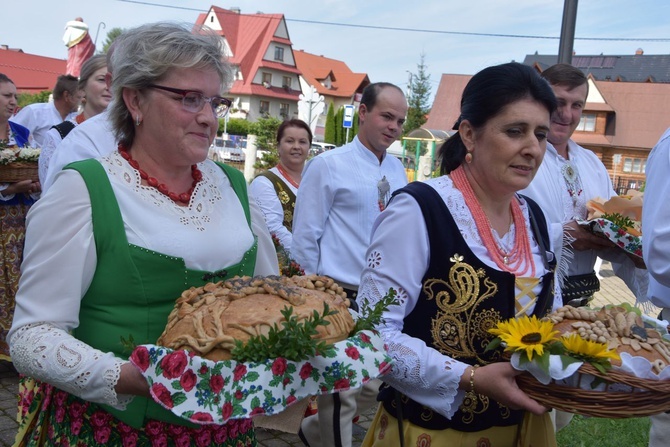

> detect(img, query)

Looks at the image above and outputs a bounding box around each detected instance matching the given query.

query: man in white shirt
[10,75,81,147]
[293,82,408,447]
[521,64,646,308]
[643,127,670,447]
[521,63,647,431]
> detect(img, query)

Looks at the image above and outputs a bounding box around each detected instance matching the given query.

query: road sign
[343,105,355,129]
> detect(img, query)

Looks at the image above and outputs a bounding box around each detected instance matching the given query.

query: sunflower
[488,315,559,360]
[560,333,621,362]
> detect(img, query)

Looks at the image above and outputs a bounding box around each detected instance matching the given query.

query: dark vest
[256,170,296,232]
[379,181,555,432]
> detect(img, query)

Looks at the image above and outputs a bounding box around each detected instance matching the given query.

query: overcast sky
[4,0,669,99]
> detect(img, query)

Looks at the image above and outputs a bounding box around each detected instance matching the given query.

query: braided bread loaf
[157,275,355,361]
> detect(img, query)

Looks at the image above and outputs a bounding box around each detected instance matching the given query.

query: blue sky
[4,0,669,100]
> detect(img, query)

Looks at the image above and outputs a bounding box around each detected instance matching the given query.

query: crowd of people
[0,19,666,447]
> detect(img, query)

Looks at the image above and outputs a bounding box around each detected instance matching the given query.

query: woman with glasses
[9,22,277,446]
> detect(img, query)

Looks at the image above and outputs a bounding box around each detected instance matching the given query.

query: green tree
[220,118,251,137]
[250,116,282,169]
[335,107,344,146]
[18,91,51,108]
[100,28,124,54]
[324,102,336,144]
[403,53,432,136]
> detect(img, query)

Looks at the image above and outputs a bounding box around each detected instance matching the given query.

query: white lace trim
[358,274,464,417]
[9,322,133,409]
[102,152,224,232]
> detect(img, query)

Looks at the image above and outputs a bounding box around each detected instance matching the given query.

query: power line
[117,0,670,42]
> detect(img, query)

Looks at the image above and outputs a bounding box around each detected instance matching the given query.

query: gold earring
[465,151,473,164]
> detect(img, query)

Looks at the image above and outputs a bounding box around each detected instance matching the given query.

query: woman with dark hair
[358,62,561,446]
[249,118,312,254]
[10,22,277,446]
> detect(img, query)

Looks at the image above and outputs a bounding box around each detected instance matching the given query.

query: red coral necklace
[450,165,535,277]
[118,143,202,205]
[276,163,300,188]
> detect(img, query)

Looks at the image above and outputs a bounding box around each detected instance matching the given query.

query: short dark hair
[52,74,79,100]
[439,62,557,174]
[276,119,313,145]
[0,73,14,85]
[540,63,588,91]
[360,82,404,112]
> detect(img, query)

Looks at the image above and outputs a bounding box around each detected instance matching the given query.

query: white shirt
[39,118,78,185]
[292,137,408,288]
[42,109,116,194]
[10,102,76,147]
[9,153,278,408]
[521,140,647,299]
[643,128,670,308]
[357,175,561,419]
[249,166,298,254]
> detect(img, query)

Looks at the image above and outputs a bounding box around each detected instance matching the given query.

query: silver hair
[109,22,232,146]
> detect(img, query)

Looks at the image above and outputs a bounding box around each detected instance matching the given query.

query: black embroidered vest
[379,181,556,432]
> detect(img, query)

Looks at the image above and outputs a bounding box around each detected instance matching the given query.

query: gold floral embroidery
[278,190,290,205]
[425,254,499,362]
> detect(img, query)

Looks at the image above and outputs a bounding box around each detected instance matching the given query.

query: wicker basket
[0,162,39,183]
[516,363,670,418]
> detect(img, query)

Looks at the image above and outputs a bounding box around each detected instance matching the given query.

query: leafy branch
[231,304,338,363]
[351,288,399,335]
[601,212,636,232]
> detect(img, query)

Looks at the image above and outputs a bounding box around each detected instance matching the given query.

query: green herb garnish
[120,334,137,355]
[602,212,636,232]
[351,288,399,335]
[231,303,337,362]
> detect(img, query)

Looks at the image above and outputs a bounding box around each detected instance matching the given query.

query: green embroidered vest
[67,159,257,429]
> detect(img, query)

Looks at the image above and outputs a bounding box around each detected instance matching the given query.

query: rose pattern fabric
[130,330,392,425]
[584,218,643,258]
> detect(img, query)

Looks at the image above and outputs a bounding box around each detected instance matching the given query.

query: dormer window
[262,72,272,88]
[274,46,284,62]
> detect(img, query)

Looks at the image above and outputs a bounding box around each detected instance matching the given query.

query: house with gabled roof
[425,67,670,191]
[0,46,66,94]
[195,6,303,122]
[293,50,369,141]
[523,49,670,83]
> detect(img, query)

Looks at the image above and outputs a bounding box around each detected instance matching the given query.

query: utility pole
[558,0,578,64]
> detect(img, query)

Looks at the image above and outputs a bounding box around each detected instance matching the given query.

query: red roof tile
[197,6,303,100]
[293,50,369,99]
[0,48,66,93]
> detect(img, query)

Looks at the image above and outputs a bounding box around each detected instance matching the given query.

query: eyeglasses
[146,84,231,118]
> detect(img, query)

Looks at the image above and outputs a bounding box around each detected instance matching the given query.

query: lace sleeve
[357,192,470,419]
[10,322,134,409]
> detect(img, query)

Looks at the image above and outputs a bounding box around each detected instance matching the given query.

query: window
[274,47,284,61]
[259,100,270,115]
[282,76,292,89]
[262,72,272,87]
[622,157,646,173]
[576,113,596,132]
[279,103,289,118]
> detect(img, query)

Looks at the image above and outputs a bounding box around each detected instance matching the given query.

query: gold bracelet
[469,365,479,395]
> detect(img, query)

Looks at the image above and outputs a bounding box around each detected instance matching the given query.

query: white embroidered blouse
[357,175,562,419]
